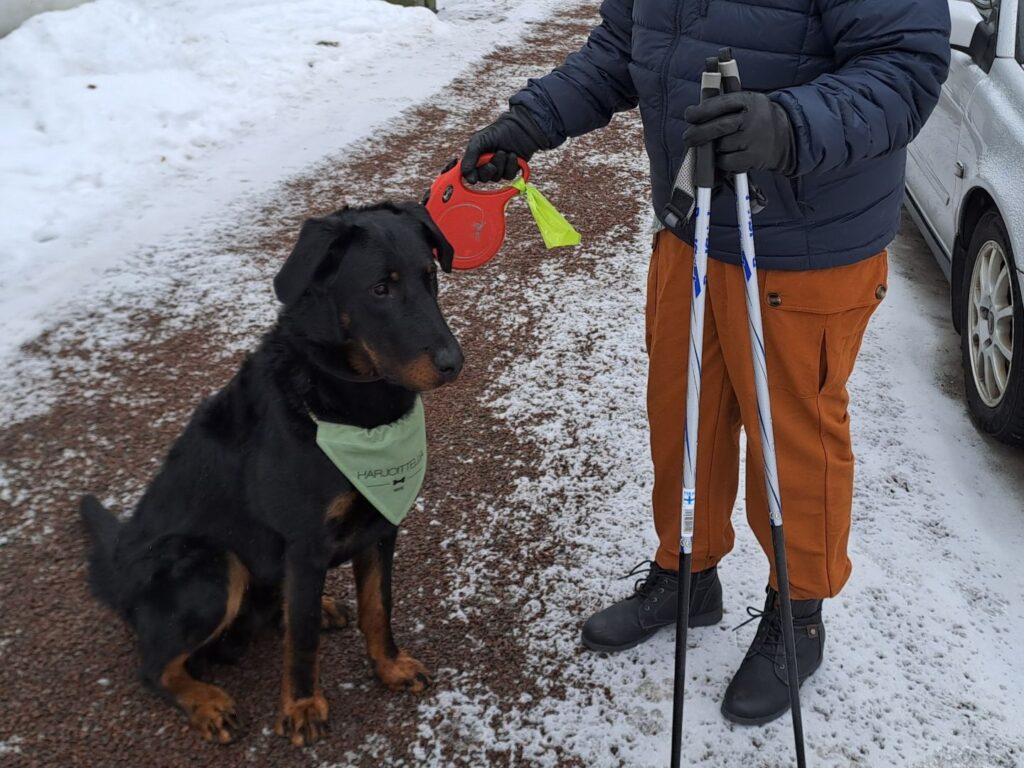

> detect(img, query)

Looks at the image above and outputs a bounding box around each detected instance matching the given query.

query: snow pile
[0,0,539,364]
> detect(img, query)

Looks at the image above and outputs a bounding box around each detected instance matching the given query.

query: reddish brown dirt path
[0,3,650,766]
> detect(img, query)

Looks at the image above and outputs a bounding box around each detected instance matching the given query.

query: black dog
[80,202,463,746]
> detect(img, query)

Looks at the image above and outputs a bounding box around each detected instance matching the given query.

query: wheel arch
[952,187,999,334]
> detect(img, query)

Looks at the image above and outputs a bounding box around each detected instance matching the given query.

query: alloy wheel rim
[968,240,1015,407]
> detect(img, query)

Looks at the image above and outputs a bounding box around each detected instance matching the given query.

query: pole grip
[695,68,721,190]
[718,47,742,94]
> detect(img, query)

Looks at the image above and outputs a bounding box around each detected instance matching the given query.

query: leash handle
[424,152,531,270]
[466,152,530,201]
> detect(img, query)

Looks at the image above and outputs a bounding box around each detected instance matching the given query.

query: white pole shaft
[681,185,714,554]
[733,172,783,528]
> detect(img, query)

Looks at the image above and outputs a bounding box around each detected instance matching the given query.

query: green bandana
[311,397,426,527]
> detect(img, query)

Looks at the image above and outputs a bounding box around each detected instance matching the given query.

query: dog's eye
[372,283,389,297]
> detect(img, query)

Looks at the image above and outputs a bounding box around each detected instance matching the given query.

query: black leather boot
[721,587,824,724]
[581,561,723,653]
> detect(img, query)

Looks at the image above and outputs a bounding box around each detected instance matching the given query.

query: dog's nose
[431,346,464,381]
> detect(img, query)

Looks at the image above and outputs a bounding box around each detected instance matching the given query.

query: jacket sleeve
[771,0,951,176]
[509,0,636,148]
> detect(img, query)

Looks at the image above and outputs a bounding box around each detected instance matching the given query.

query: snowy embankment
[0,1,92,37]
[0,0,555,369]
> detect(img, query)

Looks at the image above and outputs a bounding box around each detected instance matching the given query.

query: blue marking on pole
[748,317,766,357]
[692,263,701,298]
[742,252,751,281]
[683,489,696,506]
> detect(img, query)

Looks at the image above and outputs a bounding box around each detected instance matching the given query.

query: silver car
[905,0,1024,445]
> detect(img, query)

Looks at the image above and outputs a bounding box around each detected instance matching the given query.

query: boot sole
[719,657,823,726]
[580,605,724,654]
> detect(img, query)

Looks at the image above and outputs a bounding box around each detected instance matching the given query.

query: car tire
[960,209,1024,445]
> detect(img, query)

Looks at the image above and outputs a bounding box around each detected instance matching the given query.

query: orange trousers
[647,231,887,600]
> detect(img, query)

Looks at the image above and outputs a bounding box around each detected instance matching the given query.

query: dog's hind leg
[134,542,249,744]
[353,532,432,692]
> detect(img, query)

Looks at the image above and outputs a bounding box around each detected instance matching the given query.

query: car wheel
[960,209,1024,445]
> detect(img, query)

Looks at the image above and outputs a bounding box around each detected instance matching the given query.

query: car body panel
[907,49,986,264]
[958,58,1024,270]
[906,0,1024,297]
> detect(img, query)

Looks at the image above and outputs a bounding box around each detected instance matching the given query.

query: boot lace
[618,560,663,600]
[733,604,785,663]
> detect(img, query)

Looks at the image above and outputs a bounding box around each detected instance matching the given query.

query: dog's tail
[79,494,121,608]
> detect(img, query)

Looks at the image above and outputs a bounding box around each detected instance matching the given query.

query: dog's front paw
[275,693,329,747]
[374,650,433,693]
[321,595,351,631]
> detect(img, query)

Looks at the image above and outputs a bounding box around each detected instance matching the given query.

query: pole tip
[718,47,733,63]
[704,56,719,73]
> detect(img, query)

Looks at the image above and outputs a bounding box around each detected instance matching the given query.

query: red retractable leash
[424,153,530,270]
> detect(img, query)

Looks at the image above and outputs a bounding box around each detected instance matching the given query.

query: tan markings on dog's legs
[325,491,357,523]
[320,595,350,631]
[158,552,248,744]
[160,656,241,744]
[205,553,249,644]
[275,595,328,746]
[356,556,431,693]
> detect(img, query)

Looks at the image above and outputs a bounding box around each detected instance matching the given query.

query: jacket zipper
[660,1,685,199]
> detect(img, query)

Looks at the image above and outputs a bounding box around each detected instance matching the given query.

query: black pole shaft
[771,524,807,768]
[670,552,692,768]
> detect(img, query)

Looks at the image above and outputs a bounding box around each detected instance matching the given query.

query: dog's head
[273,203,463,391]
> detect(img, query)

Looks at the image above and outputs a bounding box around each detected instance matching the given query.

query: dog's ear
[274,216,350,305]
[399,203,454,274]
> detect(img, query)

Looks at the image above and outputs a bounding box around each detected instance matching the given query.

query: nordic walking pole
[717,47,807,768]
[669,58,721,768]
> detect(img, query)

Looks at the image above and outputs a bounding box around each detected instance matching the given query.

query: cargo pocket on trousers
[763,254,888,398]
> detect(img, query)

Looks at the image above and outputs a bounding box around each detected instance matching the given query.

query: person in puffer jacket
[462,0,950,724]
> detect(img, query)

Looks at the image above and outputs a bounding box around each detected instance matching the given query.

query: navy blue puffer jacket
[510,0,951,269]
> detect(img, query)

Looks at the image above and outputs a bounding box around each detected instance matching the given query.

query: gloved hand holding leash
[669,50,806,768]
[461,105,551,184]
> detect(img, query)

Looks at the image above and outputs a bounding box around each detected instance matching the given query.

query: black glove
[683,92,797,176]
[462,105,551,184]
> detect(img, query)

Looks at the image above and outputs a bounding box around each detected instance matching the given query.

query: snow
[0,0,555,369]
[2,0,1023,764]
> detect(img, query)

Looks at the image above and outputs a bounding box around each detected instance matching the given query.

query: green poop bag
[511,177,581,249]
